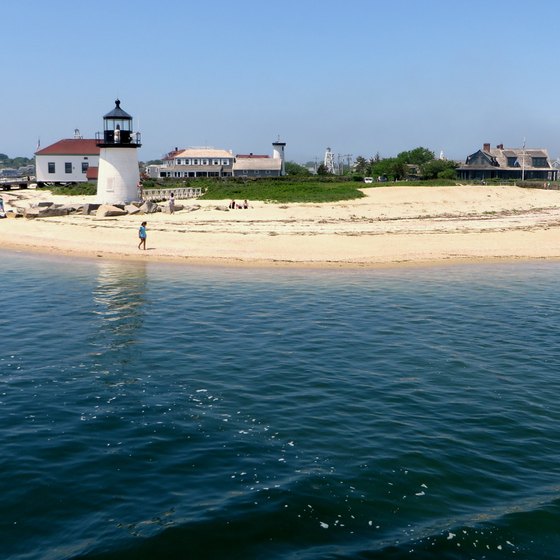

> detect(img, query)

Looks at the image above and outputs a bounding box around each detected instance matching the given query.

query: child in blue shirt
[138,221,147,250]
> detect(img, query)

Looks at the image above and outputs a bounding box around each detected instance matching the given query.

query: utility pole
[521,138,526,181]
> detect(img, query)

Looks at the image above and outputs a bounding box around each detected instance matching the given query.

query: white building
[149,147,235,178]
[233,139,286,177]
[35,138,100,186]
[148,139,286,179]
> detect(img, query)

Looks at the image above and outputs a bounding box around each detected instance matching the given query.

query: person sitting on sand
[243,199,249,209]
[138,221,147,250]
[229,199,236,209]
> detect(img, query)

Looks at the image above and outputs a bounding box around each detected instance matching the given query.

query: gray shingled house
[457,143,557,181]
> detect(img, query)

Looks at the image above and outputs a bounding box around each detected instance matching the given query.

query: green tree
[420,159,457,180]
[316,163,330,176]
[285,161,311,176]
[370,157,407,181]
[354,156,368,175]
[397,147,435,165]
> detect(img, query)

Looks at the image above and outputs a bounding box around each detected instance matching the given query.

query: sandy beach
[2,185,560,268]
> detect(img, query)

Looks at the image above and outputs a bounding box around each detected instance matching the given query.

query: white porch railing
[142,187,203,201]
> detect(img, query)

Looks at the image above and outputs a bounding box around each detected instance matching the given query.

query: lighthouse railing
[95,131,142,145]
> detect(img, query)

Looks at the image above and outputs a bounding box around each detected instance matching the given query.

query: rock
[139,200,159,214]
[125,204,140,215]
[34,201,54,208]
[186,204,200,212]
[215,205,230,211]
[82,203,101,215]
[96,204,128,217]
[59,204,82,213]
[24,207,69,219]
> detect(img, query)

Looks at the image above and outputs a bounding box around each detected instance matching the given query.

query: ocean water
[2,252,560,560]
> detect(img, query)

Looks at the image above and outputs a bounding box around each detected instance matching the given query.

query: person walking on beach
[169,192,175,214]
[138,221,147,250]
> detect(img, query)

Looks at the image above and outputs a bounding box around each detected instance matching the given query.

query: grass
[38,183,97,196]
[144,177,366,203]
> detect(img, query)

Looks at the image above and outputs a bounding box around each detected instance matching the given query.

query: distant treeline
[0,153,34,168]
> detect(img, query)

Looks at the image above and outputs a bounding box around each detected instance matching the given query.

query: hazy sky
[3,0,560,163]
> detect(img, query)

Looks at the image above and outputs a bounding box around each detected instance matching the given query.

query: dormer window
[532,157,547,167]
[507,157,518,167]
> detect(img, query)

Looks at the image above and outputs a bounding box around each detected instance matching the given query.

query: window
[507,157,518,167]
[81,162,89,173]
[48,162,55,174]
[213,159,219,165]
[65,162,72,174]
[532,157,547,167]
[222,159,229,165]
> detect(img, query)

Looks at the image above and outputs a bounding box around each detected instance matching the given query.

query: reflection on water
[90,261,148,375]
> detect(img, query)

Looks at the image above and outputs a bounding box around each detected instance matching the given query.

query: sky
[3,0,560,164]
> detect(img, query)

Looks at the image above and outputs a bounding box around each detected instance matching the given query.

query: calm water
[2,252,560,559]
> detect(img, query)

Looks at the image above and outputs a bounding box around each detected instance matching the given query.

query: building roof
[174,147,234,159]
[233,157,282,171]
[35,139,100,156]
[459,144,552,171]
[236,154,270,159]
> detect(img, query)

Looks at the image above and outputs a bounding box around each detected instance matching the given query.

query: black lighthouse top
[96,99,141,147]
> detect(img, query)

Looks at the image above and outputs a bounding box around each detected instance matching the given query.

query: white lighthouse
[96,99,141,204]
[272,137,286,176]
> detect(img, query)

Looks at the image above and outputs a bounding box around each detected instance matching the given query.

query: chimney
[497,143,504,150]
[483,143,491,152]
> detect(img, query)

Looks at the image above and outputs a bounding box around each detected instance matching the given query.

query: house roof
[174,147,234,159]
[460,144,552,170]
[233,157,281,171]
[35,139,100,156]
[236,154,270,159]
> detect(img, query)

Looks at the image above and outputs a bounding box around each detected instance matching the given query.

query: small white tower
[96,99,141,204]
[272,137,286,176]
[324,147,336,174]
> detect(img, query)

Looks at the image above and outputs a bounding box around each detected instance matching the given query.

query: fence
[142,187,203,201]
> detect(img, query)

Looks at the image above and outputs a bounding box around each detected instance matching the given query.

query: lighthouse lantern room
[96,99,141,204]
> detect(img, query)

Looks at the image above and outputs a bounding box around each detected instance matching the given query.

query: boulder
[162,204,184,213]
[59,204,82,213]
[82,203,101,215]
[96,204,128,217]
[139,200,159,214]
[186,204,200,212]
[125,204,140,215]
[24,207,69,219]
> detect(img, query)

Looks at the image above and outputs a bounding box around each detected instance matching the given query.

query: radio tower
[324,147,336,174]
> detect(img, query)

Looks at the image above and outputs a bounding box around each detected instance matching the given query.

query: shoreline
[2,185,560,269]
